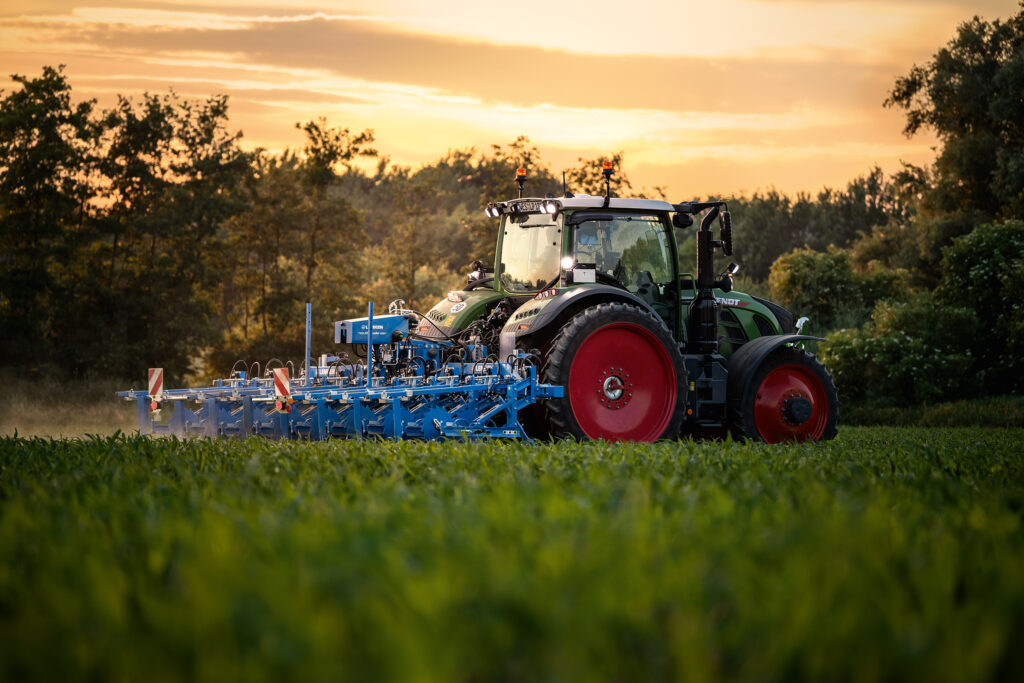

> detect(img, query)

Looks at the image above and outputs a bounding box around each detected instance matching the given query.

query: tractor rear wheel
[542,302,686,441]
[730,345,838,443]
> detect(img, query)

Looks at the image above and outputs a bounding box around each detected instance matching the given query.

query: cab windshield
[498,213,562,292]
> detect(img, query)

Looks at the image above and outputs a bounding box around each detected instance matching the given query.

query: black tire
[541,302,687,441]
[729,345,839,443]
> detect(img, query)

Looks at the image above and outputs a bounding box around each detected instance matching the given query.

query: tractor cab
[494,197,678,306]
[484,193,686,355]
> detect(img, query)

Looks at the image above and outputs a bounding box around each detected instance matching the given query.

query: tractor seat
[633,271,661,304]
[633,270,672,319]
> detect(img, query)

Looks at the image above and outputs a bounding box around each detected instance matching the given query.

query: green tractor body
[417,186,838,443]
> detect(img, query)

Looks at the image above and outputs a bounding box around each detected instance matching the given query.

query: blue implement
[118,341,561,441]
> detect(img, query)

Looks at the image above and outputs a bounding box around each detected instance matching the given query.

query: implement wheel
[542,302,686,441]
[730,345,838,443]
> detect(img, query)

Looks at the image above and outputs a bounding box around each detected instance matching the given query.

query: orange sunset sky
[0,0,1019,198]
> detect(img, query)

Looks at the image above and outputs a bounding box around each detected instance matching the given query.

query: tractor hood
[415,286,506,340]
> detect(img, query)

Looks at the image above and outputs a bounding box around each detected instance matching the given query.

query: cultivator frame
[119,304,562,441]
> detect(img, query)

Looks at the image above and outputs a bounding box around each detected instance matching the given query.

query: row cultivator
[119,302,562,440]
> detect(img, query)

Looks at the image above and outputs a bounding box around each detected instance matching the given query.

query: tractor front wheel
[542,303,686,441]
[730,345,838,443]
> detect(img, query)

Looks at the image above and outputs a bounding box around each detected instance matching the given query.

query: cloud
[9,13,905,117]
[0,2,961,195]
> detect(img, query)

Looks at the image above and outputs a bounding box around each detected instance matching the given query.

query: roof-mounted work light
[539,199,561,215]
[484,202,508,218]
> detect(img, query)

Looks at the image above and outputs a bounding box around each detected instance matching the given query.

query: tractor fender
[498,284,656,360]
[726,334,825,400]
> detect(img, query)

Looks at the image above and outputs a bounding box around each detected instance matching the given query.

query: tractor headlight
[544,200,559,215]
[560,256,575,270]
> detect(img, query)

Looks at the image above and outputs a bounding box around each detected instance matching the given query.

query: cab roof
[512,195,675,212]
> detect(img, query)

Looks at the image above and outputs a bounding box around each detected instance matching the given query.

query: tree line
[1,4,1021,407]
[0,65,901,383]
[0,67,549,381]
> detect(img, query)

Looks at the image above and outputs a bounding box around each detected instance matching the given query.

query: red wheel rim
[753,364,830,443]
[567,323,677,441]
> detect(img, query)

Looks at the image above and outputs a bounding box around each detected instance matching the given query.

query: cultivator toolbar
[118,304,562,440]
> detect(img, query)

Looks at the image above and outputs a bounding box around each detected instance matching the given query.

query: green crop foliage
[1,429,1023,682]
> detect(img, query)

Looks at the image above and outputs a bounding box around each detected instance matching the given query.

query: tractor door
[569,212,679,336]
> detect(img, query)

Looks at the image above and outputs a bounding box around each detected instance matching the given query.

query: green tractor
[415,165,838,442]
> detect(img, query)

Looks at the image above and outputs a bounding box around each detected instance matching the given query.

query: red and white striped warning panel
[148,368,164,399]
[273,367,291,399]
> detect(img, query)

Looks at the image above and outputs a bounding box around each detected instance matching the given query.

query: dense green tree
[86,91,249,380]
[821,293,979,405]
[0,69,251,380]
[565,152,634,197]
[375,173,461,312]
[768,246,908,332]
[294,119,370,306]
[211,151,308,372]
[0,65,99,371]
[724,166,915,282]
[885,3,1024,221]
[208,118,370,376]
[457,136,559,262]
[398,149,477,272]
[726,190,799,281]
[936,219,1024,393]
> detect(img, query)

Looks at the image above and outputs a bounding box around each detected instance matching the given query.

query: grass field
[1,429,1022,681]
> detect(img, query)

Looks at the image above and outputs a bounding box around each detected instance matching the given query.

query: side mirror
[672,213,694,228]
[718,211,733,256]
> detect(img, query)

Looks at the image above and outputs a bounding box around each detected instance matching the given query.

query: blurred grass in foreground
[1,429,1022,682]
